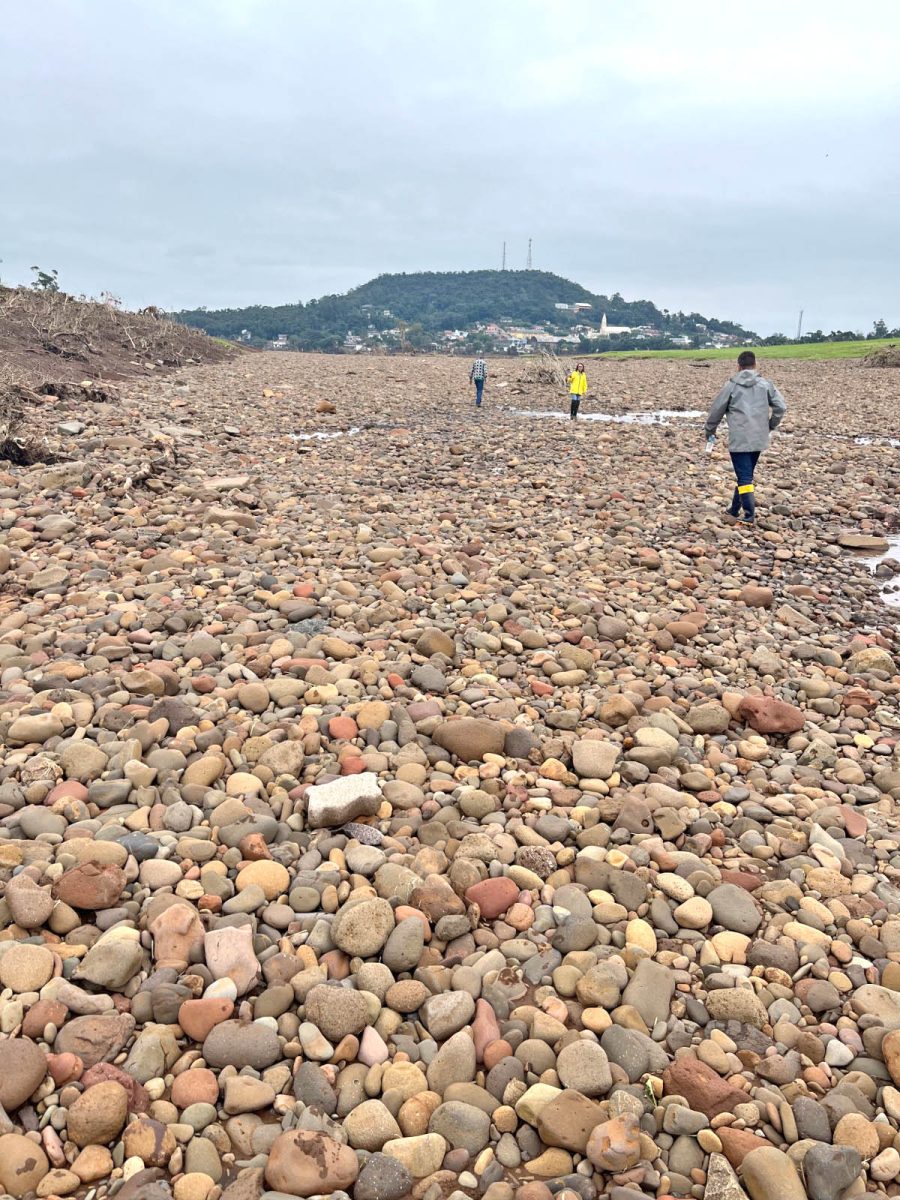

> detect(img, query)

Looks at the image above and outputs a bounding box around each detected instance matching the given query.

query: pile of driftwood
[521,349,568,388]
[0,382,58,465]
[863,344,900,368]
[0,285,226,372]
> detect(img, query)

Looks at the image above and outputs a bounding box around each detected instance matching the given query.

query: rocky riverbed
[0,352,898,1200]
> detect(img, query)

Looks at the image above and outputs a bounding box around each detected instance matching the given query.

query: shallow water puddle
[291,427,361,441]
[512,408,704,424]
[860,535,900,610]
[854,436,900,449]
[847,534,900,614]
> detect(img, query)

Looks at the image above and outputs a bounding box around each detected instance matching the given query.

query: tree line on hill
[172,269,753,351]
[760,319,900,346]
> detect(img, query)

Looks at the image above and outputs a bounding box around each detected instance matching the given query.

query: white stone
[306,771,383,828]
[204,977,239,1001]
[824,1039,854,1067]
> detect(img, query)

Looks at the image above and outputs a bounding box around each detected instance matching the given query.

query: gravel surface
[0,351,898,1200]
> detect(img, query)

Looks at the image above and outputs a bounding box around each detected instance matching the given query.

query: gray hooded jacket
[705,369,786,452]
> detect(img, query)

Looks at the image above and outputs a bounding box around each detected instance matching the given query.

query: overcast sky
[3,1,899,334]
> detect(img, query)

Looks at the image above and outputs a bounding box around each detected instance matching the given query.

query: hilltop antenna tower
[502,242,506,271]
[797,308,804,340]
[526,238,533,270]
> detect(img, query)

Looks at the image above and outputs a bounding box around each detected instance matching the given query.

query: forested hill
[174,269,753,349]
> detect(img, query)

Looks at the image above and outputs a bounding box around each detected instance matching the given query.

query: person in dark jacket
[705,351,786,523]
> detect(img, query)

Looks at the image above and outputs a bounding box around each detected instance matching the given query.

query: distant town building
[554,303,570,310]
[269,334,290,349]
[507,325,560,345]
[573,302,592,312]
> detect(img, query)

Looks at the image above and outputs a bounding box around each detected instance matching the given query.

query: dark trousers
[729,451,761,518]
[474,378,484,406]
[570,394,581,419]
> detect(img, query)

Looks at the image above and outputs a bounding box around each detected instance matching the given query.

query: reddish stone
[393,905,431,940]
[81,1062,150,1113]
[530,679,555,697]
[281,657,326,672]
[340,757,366,775]
[465,876,519,920]
[22,999,69,1040]
[319,950,351,979]
[53,863,126,910]
[178,998,234,1041]
[238,833,271,861]
[841,806,867,838]
[171,1067,219,1108]
[406,700,442,722]
[472,998,501,1061]
[662,1057,749,1119]
[198,894,222,913]
[739,584,774,608]
[739,696,805,734]
[47,1052,83,1085]
[585,1113,641,1171]
[666,620,700,642]
[331,1034,360,1065]
[293,582,315,597]
[328,716,359,740]
[487,1041,513,1070]
[515,1184,554,1200]
[45,780,90,805]
[719,869,763,892]
[717,1125,767,1167]
[265,1129,358,1196]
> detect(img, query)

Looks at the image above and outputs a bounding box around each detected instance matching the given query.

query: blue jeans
[570,394,581,419]
[730,451,761,518]
[474,378,484,406]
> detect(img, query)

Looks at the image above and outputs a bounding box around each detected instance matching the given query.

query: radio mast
[526,238,533,270]
[501,242,506,271]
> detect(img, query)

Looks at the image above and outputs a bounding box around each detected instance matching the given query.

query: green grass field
[595,338,898,362]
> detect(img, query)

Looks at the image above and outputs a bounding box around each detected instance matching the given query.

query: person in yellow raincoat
[567,362,587,420]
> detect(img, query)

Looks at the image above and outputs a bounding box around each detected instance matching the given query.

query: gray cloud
[2,0,898,333]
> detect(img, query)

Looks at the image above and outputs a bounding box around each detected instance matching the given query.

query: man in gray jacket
[705,351,787,523]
